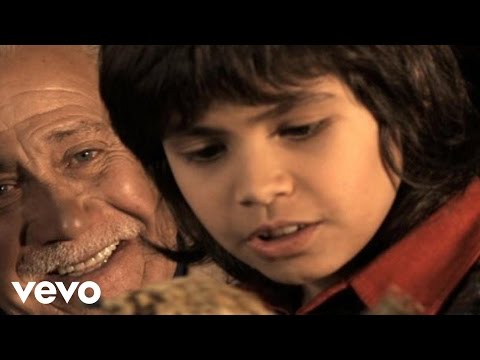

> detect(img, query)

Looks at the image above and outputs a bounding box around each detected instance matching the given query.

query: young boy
[99,46,480,314]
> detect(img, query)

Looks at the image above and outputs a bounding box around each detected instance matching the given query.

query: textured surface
[97,274,273,315]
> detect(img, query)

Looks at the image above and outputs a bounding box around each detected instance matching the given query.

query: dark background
[455,45,480,111]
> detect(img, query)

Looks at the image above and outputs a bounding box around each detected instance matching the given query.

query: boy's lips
[245,221,322,259]
[246,220,321,241]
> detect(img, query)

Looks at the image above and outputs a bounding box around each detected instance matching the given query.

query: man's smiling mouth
[50,241,121,277]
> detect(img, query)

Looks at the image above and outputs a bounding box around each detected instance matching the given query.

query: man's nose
[235,148,294,208]
[23,181,94,246]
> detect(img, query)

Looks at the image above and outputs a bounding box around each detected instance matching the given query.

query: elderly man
[0,45,188,314]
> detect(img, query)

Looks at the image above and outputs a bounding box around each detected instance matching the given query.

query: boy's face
[164,76,401,295]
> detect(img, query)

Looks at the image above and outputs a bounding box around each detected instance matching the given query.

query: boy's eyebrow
[250,91,335,123]
[170,126,229,139]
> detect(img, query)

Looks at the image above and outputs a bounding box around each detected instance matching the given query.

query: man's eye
[71,149,99,164]
[184,144,226,163]
[0,184,14,196]
[0,182,20,208]
[278,120,327,140]
[0,183,18,201]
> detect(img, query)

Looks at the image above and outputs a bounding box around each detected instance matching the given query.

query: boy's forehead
[163,75,348,139]
[199,91,338,125]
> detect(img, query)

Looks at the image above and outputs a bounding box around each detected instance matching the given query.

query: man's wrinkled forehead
[0,90,105,133]
[0,45,101,132]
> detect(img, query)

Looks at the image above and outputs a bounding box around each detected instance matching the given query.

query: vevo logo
[12,281,101,305]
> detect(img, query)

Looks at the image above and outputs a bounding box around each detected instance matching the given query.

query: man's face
[0,46,176,314]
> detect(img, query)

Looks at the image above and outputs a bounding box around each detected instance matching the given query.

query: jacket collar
[298,179,480,314]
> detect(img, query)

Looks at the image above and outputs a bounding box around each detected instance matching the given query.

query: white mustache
[17,218,144,279]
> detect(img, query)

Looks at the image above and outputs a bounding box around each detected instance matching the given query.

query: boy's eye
[278,120,327,140]
[184,144,226,162]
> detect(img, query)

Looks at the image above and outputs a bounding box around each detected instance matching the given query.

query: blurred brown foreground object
[97,274,273,315]
[97,276,423,315]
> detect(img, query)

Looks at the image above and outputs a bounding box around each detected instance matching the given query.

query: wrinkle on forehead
[0,90,106,133]
[0,87,99,105]
[0,45,101,133]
